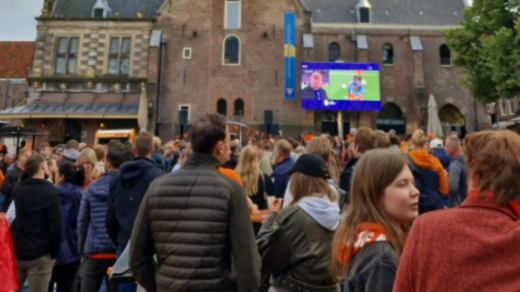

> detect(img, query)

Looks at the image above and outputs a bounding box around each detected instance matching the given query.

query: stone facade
[10,19,157,145]
[32,20,152,78]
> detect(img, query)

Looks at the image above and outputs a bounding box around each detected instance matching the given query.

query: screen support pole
[337,112,343,140]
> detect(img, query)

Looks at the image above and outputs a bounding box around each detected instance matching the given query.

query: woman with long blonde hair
[332,149,419,292]
[235,146,273,234]
[78,148,102,190]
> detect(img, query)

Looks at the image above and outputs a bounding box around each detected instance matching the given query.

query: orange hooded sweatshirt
[409,150,449,196]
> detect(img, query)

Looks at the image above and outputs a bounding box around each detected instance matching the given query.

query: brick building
[0,42,34,114]
[0,0,164,145]
[153,0,309,139]
[155,0,489,140]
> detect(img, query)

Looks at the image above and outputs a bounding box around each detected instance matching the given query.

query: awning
[0,103,138,119]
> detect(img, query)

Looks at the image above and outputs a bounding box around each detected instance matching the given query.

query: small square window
[179,104,191,121]
[94,8,104,18]
[183,47,192,59]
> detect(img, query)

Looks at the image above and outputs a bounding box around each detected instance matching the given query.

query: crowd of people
[1,113,520,292]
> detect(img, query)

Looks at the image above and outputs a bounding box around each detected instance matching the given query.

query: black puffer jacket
[130,153,261,292]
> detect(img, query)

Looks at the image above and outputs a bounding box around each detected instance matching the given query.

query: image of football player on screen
[302,72,329,100]
[345,71,367,100]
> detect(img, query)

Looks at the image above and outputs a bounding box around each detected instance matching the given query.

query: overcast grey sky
[0,0,41,41]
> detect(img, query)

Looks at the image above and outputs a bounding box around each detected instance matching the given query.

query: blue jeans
[116,250,136,292]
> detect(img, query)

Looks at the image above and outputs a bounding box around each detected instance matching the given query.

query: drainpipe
[352,29,360,127]
[155,37,166,136]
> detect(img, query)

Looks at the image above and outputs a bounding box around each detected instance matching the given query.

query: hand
[251,204,259,215]
[268,198,283,213]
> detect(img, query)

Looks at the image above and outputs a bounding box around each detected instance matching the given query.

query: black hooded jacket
[106,157,162,251]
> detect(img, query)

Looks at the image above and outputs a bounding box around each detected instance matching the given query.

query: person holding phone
[257,154,340,292]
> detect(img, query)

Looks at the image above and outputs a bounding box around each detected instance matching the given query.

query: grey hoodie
[282,179,345,209]
[63,148,80,163]
[297,196,340,231]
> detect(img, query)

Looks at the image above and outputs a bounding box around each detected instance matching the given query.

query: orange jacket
[0,169,4,190]
[219,167,243,186]
[409,150,449,196]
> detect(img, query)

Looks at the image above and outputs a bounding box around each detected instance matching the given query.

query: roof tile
[0,42,35,79]
[301,0,465,26]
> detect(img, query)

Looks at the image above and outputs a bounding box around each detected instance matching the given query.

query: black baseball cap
[289,154,329,180]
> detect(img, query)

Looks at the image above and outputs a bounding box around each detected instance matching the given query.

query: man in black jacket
[0,148,31,212]
[106,131,162,254]
[130,114,260,292]
[339,127,375,208]
[12,153,61,292]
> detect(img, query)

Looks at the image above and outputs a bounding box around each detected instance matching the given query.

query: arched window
[382,44,393,65]
[217,99,227,116]
[329,43,340,62]
[223,36,240,65]
[234,98,244,116]
[440,44,451,65]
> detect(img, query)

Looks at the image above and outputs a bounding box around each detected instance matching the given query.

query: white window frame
[509,98,515,115]
[501,99,507,116]
[222,35,241,66]
[182,47,192,59]
[179,104,191,121]
[224,0,241,30]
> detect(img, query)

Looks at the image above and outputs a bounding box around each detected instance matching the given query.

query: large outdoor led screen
[301,62,381,111]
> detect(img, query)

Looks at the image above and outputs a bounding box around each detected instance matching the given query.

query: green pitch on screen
[328,70,381,101]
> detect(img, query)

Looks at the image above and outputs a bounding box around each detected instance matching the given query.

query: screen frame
[300,62,382,111]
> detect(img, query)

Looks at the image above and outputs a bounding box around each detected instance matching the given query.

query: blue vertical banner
[284,12,296,100]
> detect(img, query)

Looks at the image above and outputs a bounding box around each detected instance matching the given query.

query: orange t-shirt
[219,167,243,186]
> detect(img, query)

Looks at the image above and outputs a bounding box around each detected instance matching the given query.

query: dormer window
[356,0,371,23]
[92,0,111,18]
[94,8,104,18]
[359,8,370,23]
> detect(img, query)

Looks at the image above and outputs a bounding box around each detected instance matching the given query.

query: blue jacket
[270,158,294,198]
[106,157,162,251]
[432,148,450,172]
[340,158,359,208]
[56,183,83,265]
[77,172,117,255]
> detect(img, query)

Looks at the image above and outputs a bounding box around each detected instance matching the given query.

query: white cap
[429,138,444,149]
